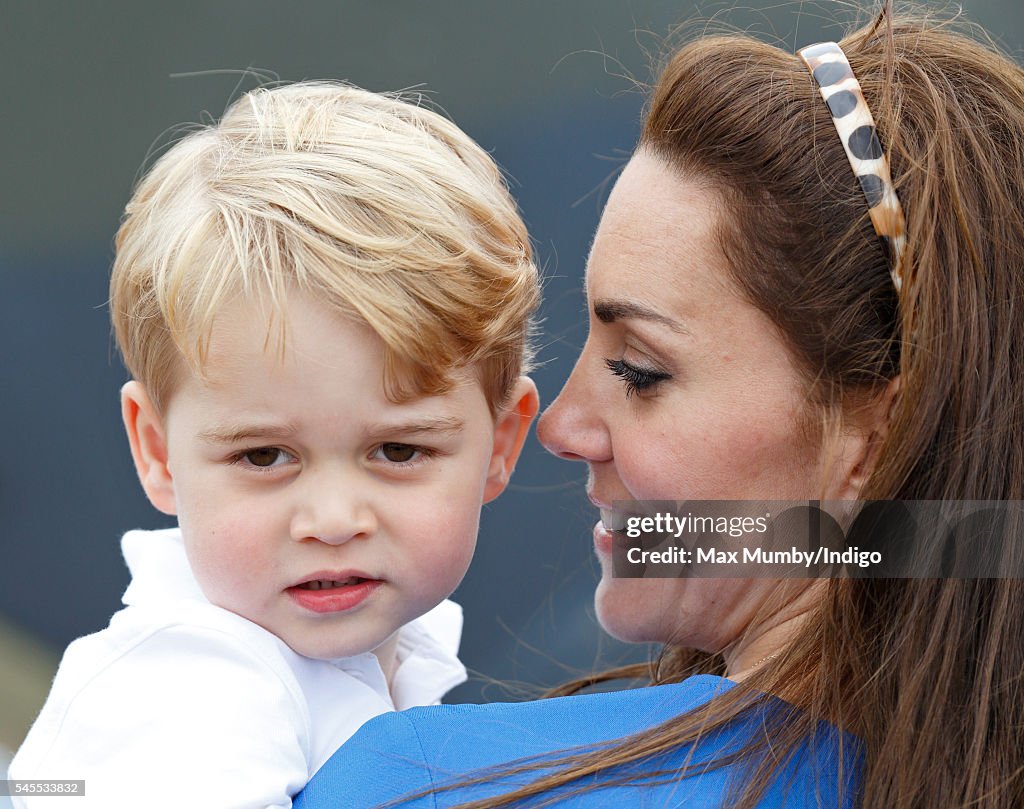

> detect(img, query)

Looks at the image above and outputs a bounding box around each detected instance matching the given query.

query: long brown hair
[426,3,1024,807]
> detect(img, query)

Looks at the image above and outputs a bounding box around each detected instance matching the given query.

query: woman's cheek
[619,443,694,499]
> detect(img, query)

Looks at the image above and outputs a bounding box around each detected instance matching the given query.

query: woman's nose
[537,354,612,464]
[290,468,378,546]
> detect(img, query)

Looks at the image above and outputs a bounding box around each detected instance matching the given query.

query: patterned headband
[798,41,907,292]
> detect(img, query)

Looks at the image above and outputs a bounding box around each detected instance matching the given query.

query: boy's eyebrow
[367,415,466,437]
[198,422,301,444]
[199,416,467,445]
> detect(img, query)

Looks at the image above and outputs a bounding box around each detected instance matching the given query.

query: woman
[296,3,1024,807]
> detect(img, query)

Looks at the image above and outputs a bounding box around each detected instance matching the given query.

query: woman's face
[537,152,838,651]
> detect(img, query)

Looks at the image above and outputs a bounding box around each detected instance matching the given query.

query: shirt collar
[121,527,206,607]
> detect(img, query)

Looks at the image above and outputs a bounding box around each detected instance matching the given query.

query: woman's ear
[121,381,177,515]
[483,377,540,503]
[828,376,900,500]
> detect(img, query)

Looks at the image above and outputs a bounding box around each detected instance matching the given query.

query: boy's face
[122,291,536,660]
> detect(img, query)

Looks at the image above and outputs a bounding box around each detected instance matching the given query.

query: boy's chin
[286,636,373,661]
[283,628,398,664]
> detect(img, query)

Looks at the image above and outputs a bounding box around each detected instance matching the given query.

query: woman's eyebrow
[592,299,690,335]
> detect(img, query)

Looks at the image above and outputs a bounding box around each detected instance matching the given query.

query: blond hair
[110,81,539,415]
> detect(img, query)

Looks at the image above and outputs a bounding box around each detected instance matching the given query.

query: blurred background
[3,0,1022,788]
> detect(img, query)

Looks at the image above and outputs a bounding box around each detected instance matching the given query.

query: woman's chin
[594,577,668,644]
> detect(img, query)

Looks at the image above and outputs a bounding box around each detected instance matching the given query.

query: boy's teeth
[300,578,362,590]
[600,509,627,532]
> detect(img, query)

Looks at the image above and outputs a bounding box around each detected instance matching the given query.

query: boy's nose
[290,475,378,545]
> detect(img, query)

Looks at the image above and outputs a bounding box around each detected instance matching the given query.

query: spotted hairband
[798,42,907,292]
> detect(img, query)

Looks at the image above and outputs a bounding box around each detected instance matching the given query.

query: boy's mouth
[296,577,369,590]
[287,573,383,614]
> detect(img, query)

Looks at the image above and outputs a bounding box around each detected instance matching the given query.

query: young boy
[9,82,539,807]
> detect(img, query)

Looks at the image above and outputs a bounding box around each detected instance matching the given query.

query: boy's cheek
[399,516,478,600]
[179,510,274,583]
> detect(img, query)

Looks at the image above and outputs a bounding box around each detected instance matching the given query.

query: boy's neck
[373,632,401,689]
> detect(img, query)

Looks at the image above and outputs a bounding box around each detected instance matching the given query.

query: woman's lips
[593,520,615,555]
[594,508,634,556]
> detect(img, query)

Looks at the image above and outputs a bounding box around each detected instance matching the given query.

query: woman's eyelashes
[604,357,672,398]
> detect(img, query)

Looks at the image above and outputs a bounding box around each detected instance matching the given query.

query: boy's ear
[121,381,177,515]
[483,377,540,503]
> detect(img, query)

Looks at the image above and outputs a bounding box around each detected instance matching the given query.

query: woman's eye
[234,447,295,469]
[604,358,672,398]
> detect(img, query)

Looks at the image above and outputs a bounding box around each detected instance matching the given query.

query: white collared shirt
[9,528,466,808]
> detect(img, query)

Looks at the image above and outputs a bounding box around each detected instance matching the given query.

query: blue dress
[295,675,860,808]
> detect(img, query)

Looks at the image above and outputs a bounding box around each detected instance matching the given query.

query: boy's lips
[286,571,383,613]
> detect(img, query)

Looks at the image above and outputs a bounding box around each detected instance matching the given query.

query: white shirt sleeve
[10,622,311,809]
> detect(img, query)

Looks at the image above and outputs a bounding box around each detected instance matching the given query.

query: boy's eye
[235,447,294,468]
[379,443,419,463]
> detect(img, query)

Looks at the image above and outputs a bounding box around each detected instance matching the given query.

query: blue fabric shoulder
[295,675,859,809]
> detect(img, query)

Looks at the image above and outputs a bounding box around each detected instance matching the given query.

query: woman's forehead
[584,154,736,315]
